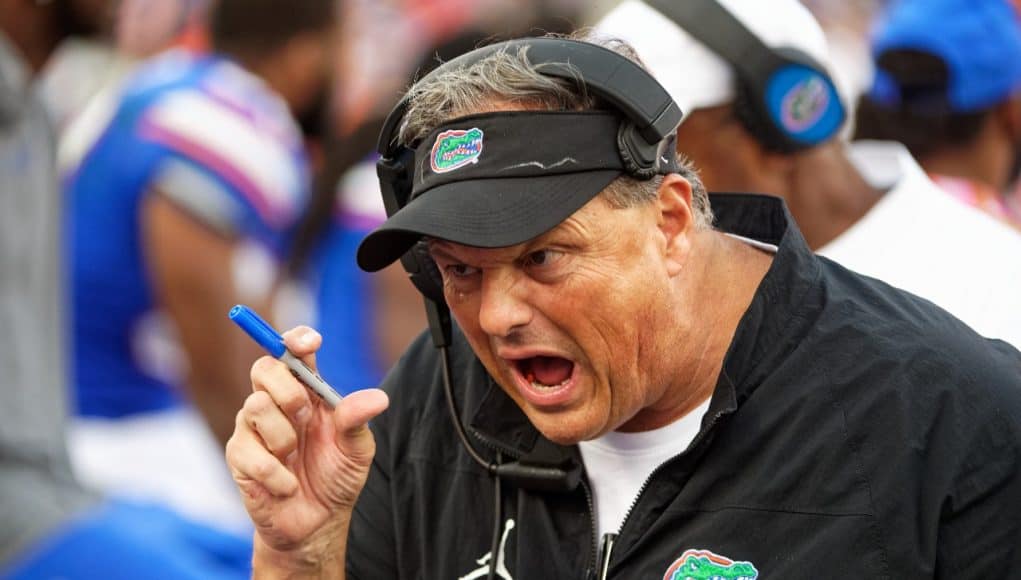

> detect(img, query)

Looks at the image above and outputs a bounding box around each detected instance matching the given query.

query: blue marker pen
[229,304,342,408]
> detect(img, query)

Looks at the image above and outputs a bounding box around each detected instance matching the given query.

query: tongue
[527,356,573,386]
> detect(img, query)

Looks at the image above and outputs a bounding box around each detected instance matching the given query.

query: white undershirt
[577,236,770,537]
[578,397,712,538]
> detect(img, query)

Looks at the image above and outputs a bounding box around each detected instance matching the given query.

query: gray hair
[398,33,714,230]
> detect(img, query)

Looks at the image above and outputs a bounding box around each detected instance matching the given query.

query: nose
[477,270,532,338]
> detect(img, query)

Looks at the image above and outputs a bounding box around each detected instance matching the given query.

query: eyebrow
[425,240,460,263]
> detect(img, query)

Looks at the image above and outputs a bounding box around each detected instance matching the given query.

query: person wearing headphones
[596,0,1021,350]
[224,32,1021,579]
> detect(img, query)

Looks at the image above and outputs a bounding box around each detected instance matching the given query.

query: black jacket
[348,194,1021,579]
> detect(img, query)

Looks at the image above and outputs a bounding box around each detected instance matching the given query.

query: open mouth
[512,355,576,390]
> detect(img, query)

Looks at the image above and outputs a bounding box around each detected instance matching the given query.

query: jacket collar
[709,193,824,404]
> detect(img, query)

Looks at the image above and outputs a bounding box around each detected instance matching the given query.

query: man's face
[428,194,681,445]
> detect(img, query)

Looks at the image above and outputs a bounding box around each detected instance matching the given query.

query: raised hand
[225,326,389,575]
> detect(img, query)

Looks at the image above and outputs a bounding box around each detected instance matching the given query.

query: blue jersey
[66,51,310,418]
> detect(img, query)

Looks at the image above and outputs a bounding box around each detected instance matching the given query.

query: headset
[645,0,846,153]
[373,37,683,497]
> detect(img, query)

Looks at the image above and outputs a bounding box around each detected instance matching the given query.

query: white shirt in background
[820,141,1021,349]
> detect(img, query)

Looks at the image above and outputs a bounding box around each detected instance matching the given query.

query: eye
[524,249,563,268]
[444,263,479,279]
[438,262,480,295]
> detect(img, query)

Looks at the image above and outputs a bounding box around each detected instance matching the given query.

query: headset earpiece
[404,241,445,305]
[618,123,661,178]
[375,147,414,215]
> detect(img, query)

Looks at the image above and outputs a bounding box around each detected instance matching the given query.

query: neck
[785,142,884,250]
[618,231,773,432]
[920,133,1010,192]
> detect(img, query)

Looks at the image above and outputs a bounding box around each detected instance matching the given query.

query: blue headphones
[646,0,846,152]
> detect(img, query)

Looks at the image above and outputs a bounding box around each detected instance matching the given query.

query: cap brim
[357,170,620,272]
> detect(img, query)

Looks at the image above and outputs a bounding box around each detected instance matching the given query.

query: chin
[528,411,603,446]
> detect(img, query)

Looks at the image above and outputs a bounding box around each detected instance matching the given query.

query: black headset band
[377,37,683,155]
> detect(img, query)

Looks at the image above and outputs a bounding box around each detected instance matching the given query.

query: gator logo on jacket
[431,128,484,173]
[663,549,758,580]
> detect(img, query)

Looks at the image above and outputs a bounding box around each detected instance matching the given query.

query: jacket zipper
[596,532,617,580]
[581,478,600,578]
[611,406,732,554]
[470,403,731,579]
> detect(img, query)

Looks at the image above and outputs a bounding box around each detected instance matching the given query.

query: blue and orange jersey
[66,50,310,417]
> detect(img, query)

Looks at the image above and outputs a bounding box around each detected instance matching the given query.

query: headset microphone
[434,301,581,493]
[493,463,580,493]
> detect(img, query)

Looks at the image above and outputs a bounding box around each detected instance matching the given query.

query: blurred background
[2,0,1019,577]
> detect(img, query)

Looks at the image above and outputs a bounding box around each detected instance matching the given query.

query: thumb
[332,388,389,461]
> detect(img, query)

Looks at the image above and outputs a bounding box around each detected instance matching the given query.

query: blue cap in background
[868,0,1021,112]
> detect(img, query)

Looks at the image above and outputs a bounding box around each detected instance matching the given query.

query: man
[225,34,1021,578]
[596,0,1021,348]
[64,0,332,528]
[0,0,251,576]
[855,0,1021,230]
[0,0,103,563]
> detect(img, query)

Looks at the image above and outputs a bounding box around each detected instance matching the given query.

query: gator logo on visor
[431,127,484,173]
[663,549,758,580]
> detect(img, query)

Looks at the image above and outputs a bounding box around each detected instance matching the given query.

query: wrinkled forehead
[425,237,531,266]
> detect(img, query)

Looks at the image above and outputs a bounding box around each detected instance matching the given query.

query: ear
[655,173,696,277]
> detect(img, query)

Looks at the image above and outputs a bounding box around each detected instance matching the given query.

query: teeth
[530,379,568,389]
